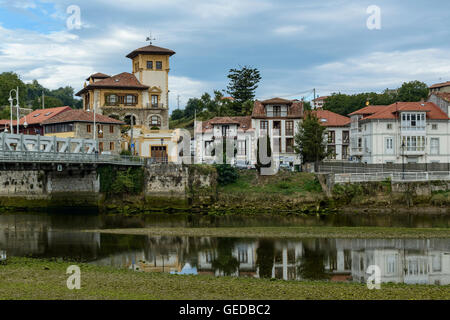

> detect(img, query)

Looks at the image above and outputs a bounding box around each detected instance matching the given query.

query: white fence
[334,171,450,183]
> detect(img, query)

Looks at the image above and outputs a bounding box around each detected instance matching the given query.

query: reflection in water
[1,222,449,285]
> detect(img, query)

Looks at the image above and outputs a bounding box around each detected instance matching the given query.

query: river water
[1,212,449,285]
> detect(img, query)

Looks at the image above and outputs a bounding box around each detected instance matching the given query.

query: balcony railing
[146,103,165,109]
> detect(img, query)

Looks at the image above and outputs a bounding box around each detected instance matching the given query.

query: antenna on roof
[146,32,156,45]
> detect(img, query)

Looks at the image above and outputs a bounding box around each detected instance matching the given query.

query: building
[312,96,329,109]
[252,98,304,167]
[75,43,179,160]
[310,109,350,161]
[195,116,253,165]
[429,81,450,94]
[428,92,450,116]
[42,109,124,154]
[349,102,450,164]
[194,98,304,167]
[1,106,71,135]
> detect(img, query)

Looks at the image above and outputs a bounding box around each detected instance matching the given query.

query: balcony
[146,103,165,109]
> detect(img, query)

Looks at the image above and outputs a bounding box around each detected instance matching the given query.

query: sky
[0,0,449,113]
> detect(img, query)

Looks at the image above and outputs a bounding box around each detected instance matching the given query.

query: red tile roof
[362,102,449,121]
[76,72,149,96]
[348,105,390,116]
[199,116,252,133]
[309,109,350,127]
[252,99,303,118]
[42,109,125,125]
[126,44,176,59]
[430,81,450,89]
[432,92,450,102]
[86,72,110,81]
[18,107,72,125]
[260,97,293,105]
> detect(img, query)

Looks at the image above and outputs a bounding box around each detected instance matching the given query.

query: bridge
[0,132,144,166]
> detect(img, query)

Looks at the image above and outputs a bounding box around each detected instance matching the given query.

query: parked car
[235,160,253,170]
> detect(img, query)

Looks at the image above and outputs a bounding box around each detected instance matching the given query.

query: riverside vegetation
[1,257,449,300]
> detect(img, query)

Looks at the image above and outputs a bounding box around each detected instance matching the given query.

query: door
[151,146,168,163]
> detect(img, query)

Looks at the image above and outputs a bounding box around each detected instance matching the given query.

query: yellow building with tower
[76,42,180,162]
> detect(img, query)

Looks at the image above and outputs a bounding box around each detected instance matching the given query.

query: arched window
[151,116,161,127]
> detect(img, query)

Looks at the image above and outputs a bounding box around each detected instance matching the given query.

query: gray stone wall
[0,170,45,195]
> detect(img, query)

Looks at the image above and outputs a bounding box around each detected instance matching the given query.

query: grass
[219,171,323,196]
[1,257,448,300]
[84,226,450,239]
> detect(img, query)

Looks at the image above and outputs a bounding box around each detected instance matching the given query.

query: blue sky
[0,0,449,112]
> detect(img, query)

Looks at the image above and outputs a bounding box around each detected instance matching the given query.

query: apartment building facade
[349,102,450,164]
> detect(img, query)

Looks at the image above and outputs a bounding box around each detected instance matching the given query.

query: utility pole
[313,88,316,109]
[42,91,45,109]
[177,95,180,109]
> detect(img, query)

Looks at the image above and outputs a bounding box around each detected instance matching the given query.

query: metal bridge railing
[334,171,450,183]
[0,150,144,166]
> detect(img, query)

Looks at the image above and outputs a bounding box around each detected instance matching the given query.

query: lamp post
[8,87,19,134]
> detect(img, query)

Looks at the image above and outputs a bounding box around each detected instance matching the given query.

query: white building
[311,109,350,161]
[312,96,329,109]
[194,98,304,167]
[349,102,450,164]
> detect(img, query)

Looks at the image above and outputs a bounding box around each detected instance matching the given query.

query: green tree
[397,80,429,102]
[226,66,261,106]
[294,112,328,171]
[0,72,27,107]
[170,109,184,121]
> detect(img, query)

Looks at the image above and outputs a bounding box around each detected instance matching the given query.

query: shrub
[214,164,239,186]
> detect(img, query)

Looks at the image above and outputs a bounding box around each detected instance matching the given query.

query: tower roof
[126,44,176,59]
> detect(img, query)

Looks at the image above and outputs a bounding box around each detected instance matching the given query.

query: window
[151,116,161,127]
[401,112,426,130]
[156,61,162,70]
[109,142,115,151]
[432,124,438,130]
[147,61,153,69]
[385,137,394,154]
[402,136,426,152]
[134,62,139,72]
[237,140,246,155]
[109,125,114,134]
[125,95,137,105]
[98,125,104,138]
[327,131,335,144]
[238,248,248,263]
[327,145,336,159]
[151,95,158,107]
[87,124,91,133]
[99,142,103,152]
[387,123,392,130]
[343,131,349,144]
[45,123,74,134]
[273,106,281,117]
[430,138,439,155]
[285,121,294,136]
[286,138,294,153]
[106,94,118,105]
[260,121,268,130]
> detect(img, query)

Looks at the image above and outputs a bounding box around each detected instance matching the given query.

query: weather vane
[146,32,156,45]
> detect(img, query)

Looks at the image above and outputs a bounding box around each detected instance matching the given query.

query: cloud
[169,76,216,111]
[273,25,306,36]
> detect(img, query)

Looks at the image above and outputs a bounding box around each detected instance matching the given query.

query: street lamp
[8,87,19,134]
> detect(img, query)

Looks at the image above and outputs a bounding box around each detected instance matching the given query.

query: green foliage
[332,183,364,204]
[0,72,82,111]
[295,113,328,168]
[120,150,132,156]
[322,80,429,116]
[214,164,239,186]
[397,80,429,102]
[226,66,261,105]
[98,165,144,196]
